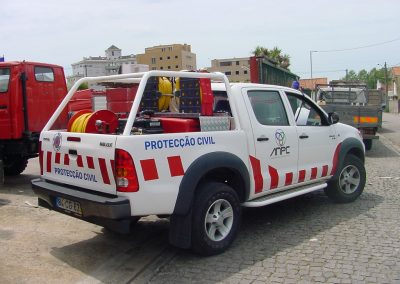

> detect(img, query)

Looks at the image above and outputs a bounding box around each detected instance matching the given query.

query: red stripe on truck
[46,152,52,173]
[98,158,111,184]
[55,152,61,164]
[77,155,83,167]
[269,166,279,189]
[167,156,184,177]
[311,167,318,180]
[321,165,328,177]
[285,172,293,186]
[249,156,263,193]
[330,143,342,176]
[64,154,69,166]
[298,170,306,183]
[140,159,159,181]
[86,156,94,169]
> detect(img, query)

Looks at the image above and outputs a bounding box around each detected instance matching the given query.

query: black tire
[324,154,366,203]
[363,139,372,151]
[191,182,241,256]
[4,156,28,176]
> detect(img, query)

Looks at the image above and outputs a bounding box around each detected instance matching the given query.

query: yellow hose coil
[70,113,92,133]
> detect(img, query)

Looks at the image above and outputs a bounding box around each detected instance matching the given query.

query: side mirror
[328,112,339,124]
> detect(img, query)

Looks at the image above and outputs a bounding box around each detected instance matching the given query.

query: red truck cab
[0,61,67,180]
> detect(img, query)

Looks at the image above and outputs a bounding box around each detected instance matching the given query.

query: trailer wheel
[363,139,372,151]
[324,154,366,203]
[4,156,28,176]
[191,182,241,256]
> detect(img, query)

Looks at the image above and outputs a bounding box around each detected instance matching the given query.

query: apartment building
[68,45,148,88]
[136,44,196,71]
[206,57,251,82]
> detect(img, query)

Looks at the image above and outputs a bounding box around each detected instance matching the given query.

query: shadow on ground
[366,139,399,158]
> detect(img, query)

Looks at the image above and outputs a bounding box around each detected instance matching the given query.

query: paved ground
[1,117,400,283]
[381,112,400,149]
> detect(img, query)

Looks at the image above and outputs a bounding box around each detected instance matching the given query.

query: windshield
[0,68,10,92]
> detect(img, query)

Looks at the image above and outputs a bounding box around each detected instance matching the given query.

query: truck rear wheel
[324,154,366,203]
[4,156,28,176]
[191,182,241,256]
[363,139,372,151]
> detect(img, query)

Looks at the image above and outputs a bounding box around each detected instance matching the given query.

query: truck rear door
[40,131,117,194]
[0,67,12,139]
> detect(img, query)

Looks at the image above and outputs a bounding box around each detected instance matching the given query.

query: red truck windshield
[0,68,10,92]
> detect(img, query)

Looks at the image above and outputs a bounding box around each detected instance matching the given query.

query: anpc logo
[270,129,290,157]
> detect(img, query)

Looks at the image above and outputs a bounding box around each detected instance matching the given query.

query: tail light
[38,141,43,176]
[115,149,139,192]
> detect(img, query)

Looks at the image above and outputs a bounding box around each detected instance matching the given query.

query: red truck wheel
[4,157,28,176]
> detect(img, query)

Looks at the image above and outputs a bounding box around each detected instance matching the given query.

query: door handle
[299,134,309,139]
[257,137,269,142]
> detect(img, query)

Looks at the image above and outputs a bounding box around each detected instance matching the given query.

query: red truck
[0,61,67,183]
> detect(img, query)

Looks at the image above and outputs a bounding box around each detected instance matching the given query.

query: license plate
[55,197,82,216]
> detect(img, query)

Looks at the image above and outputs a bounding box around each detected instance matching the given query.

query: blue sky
[2,0,400,80]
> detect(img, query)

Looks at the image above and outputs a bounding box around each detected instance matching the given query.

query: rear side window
[247,90,289,126]
[35,66,54,82]
[0,68,10,92]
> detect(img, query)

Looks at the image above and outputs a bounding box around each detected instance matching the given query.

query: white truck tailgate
[40,131,117,194]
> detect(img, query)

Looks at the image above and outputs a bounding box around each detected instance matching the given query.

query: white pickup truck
[32,71,366,255]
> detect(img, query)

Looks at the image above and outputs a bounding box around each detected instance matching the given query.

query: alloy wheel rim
[204,199,234,241]
[339,165,361,194]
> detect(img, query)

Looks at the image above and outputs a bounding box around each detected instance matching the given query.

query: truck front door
[243,88,299,195]
[0,67,12,139]
[286,92,338,181]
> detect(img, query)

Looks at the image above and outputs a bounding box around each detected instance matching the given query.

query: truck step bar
[242,182,327,207]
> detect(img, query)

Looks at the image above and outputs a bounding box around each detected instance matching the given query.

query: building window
[151,58,156,64]
[151,67,156,70]
[220,62,232,67]
[175,65,179,68]
[162,48,165,52]
[168,66,171,69]
[175,55,178,59]
[167,56,170,60]
[235,71,240,75]
[160,67,164,70]
[244,70,248,75]
[225,71,231,75]
[168,47,172,51]
[160,57,163,60]
[112,51,114,56]
[236,61,239,65]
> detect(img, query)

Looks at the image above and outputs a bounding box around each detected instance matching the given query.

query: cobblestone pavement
[147,139,400,283]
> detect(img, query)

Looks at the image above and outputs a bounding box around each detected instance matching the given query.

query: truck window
[0,68,10,92]
[247,90,289,126]
[34,66,54,82]
[286,92,326,126]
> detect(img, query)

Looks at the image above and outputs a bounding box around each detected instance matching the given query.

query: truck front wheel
[4,156,28,176]
[191,182,241,256]
[324,154,366,203]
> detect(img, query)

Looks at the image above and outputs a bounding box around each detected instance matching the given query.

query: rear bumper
[31,178,131,220]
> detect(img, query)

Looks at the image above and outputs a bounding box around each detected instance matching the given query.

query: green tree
[342,67,390,89]
[252,46,291,69]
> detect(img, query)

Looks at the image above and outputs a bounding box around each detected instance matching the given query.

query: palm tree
[251,46,291,70]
